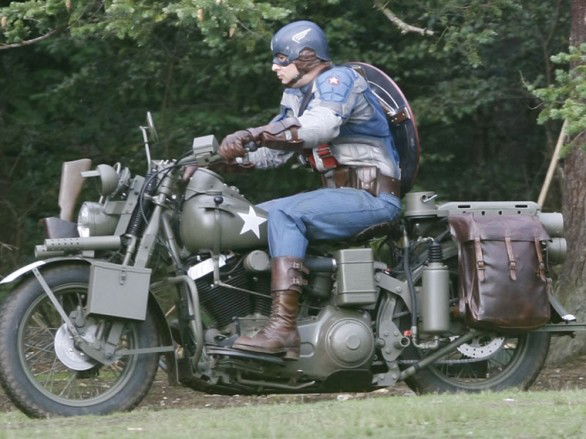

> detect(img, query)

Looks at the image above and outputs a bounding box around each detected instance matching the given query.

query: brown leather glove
[218,130,252,161]
[181,164,198,183]
[247,117,304,152]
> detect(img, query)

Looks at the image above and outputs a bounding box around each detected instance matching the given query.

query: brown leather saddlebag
[449,214,551,330]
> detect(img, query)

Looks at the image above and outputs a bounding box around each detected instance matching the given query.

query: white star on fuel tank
[237,206,267,239]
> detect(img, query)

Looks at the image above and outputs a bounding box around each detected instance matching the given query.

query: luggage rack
[436,201,541,217]
[534,322,586,334]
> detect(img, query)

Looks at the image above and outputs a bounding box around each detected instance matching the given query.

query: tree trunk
[547,0,586,363]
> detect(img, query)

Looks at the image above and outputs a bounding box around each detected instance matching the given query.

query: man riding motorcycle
[218,20,402,359]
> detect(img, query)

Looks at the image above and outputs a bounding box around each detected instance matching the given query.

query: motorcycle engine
[283,305,375,381]
[193,257,271,329]
[324,318,374,368]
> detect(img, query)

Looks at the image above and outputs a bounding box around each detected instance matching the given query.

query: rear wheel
[401,245,550,393]
[0,264,159,417]
[402,331,550,393]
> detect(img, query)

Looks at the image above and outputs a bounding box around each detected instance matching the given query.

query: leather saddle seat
[349,219,401,243]
[309,219,401,252]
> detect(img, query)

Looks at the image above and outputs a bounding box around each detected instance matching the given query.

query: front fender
[0,257,91,286]
[0,257,179,383]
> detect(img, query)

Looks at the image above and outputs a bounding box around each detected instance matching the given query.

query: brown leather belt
[376,174,402,198]
[321,166,401,198]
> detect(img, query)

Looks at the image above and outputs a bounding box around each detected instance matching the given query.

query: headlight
[77,202,118,237]
[77,203,92,237]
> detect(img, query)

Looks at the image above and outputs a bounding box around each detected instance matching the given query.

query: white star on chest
[328,76,340,85]
[237,206,267,239]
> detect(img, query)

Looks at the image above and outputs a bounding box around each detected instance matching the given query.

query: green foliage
[0,0,67,44]
[530,43,586,150]
[0,0,573,272]
[0,0,291,47]
[419,0,522,67]
[164,0,290,47]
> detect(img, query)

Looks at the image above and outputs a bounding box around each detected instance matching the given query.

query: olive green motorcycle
[0,113,578,418]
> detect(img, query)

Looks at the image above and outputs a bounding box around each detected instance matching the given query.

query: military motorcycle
[0,68,580,418]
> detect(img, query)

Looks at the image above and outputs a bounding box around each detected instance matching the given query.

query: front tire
[0,264,159,417]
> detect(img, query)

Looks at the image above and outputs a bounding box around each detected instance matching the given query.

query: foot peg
[206,346,286,365]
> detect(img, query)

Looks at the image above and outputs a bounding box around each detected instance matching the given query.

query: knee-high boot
[233,256,308,359]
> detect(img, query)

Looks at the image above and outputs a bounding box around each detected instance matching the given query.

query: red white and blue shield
[349,62,421,196]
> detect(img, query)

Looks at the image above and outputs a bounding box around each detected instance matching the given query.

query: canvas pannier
[449,214,551,330]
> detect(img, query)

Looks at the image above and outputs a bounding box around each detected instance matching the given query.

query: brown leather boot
[233,257,308,360]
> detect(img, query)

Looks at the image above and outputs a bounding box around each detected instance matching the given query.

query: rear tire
[0,264,159,417]
[403,332,550,393]
[401,246,550,393]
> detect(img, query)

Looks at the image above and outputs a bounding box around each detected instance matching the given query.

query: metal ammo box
[334,248,377,306]
[87,261,151,320]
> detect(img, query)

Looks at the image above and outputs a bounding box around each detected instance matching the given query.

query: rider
[219,20,402,359]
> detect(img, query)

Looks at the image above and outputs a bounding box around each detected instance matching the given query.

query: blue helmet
[271,20,330,66]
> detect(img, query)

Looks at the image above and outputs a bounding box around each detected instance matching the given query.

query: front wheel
[402,331,550,393]
[0,264,159,417]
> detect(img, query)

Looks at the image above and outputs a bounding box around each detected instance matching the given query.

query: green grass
[1,390,585,438]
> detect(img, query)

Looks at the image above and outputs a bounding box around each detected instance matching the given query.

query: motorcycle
[0,111,579,418]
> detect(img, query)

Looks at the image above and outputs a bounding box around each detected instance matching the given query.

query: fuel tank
[180,168,268,252]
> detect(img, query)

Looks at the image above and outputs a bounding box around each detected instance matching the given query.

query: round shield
[348,62,421,196]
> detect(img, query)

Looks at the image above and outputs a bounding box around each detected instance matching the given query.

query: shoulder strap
[298,65,334,117]
[298,85,314,117]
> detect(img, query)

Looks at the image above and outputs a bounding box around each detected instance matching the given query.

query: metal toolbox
[334,248,377,306]
[87,261,152,320]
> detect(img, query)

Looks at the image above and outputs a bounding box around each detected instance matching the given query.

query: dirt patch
[2,354,586,414]
[533,354,586,391]
[137,375,415,412]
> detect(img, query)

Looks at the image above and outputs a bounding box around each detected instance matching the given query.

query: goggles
[272,54,291,67]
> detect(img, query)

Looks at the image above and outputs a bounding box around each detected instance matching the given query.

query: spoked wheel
[402,331,550,393]
[0,264,159,417]
[399,247,550,393]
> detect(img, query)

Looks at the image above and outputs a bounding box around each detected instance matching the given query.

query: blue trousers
[257,188,402,258]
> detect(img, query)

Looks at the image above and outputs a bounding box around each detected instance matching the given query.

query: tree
[0,0,572,276]
[544,0,586,362]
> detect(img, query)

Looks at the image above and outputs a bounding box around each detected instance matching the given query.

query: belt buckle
[315,144,338,171]
[316,144,333,159]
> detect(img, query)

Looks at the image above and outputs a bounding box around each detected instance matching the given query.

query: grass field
[0,390,585,438]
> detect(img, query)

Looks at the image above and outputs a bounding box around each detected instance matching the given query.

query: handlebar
[176,152,222,168]
[154,134,253,171]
